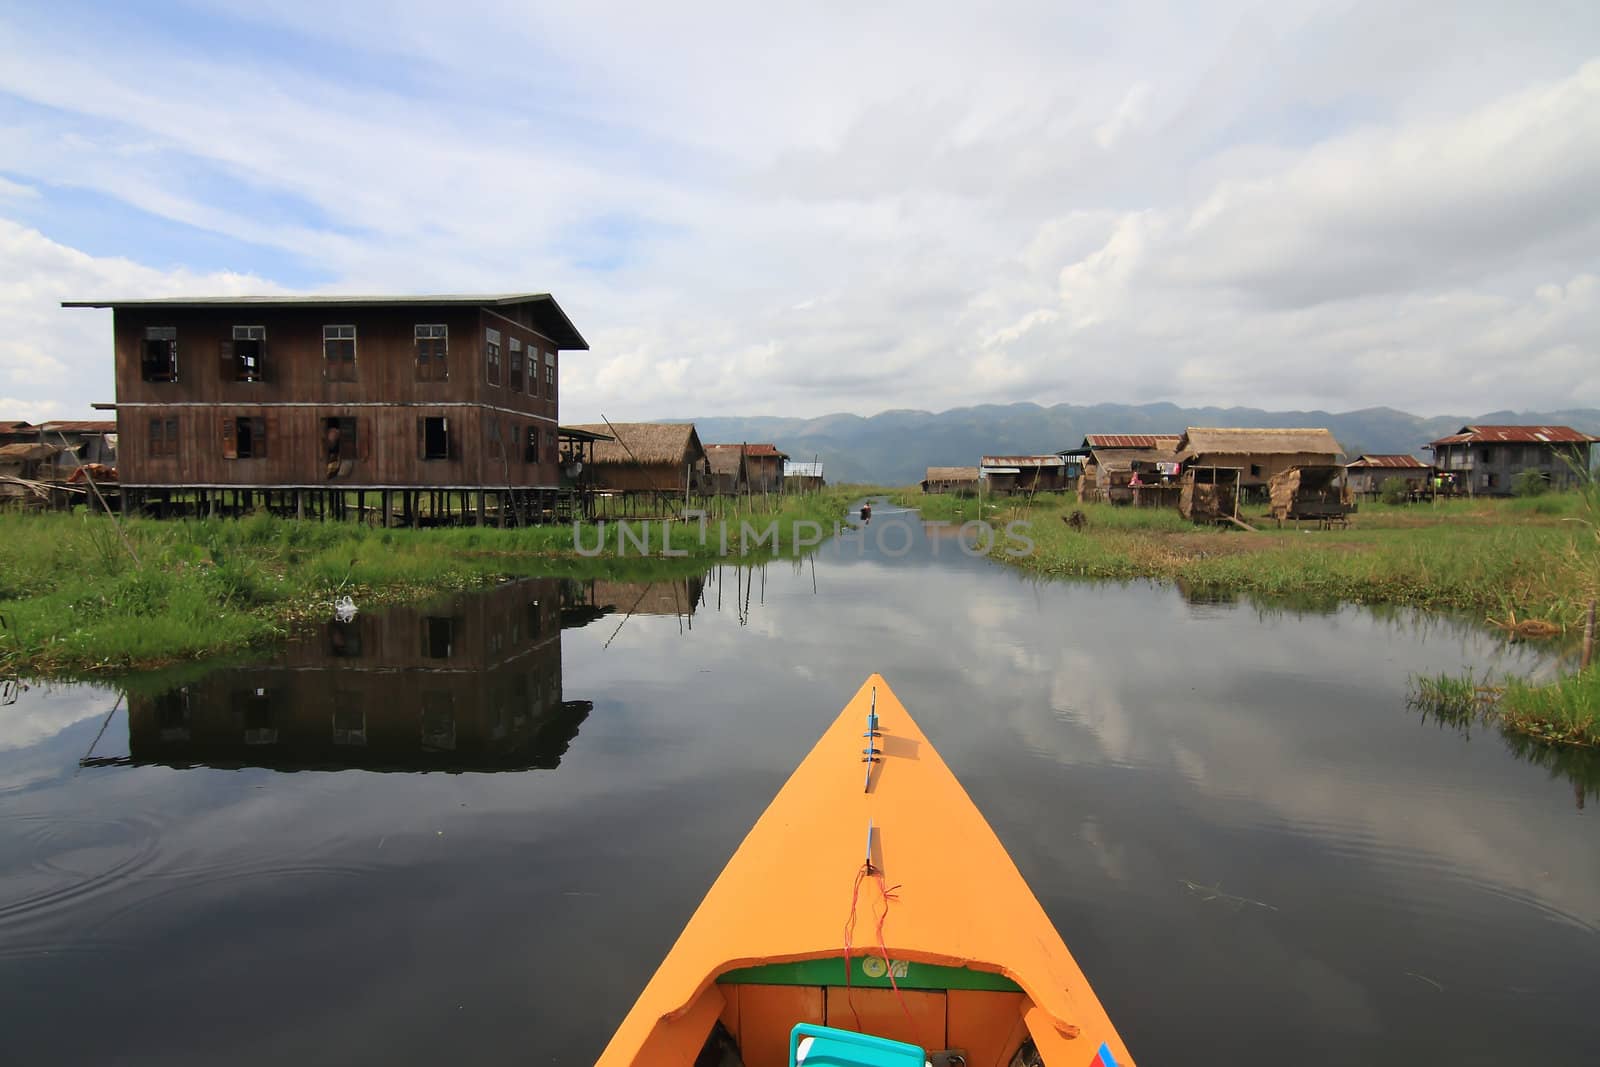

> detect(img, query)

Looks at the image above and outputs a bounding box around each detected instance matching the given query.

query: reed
[0,489,865,676]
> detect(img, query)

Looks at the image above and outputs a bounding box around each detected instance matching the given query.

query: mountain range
[668,403,1600,486]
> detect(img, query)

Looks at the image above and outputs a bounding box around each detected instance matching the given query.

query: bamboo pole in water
[1583,600,1595,671]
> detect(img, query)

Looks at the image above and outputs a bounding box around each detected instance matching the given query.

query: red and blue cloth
[1091,1042,1121,1067]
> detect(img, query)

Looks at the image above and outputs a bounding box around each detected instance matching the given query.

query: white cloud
[0,2,1597,419]
[0,219,279,417]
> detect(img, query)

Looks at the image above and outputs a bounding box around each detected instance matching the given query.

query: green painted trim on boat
[716,957,1022,992]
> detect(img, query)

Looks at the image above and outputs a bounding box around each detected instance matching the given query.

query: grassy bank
[900,485,1600,750]
[891,488,1600,628]
[0,487,866,676]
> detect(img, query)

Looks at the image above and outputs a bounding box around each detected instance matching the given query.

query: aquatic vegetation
[0,489,865,676]
[901,489,1599,632]
[1408,671,1500,729]
[1409,668,1599,750]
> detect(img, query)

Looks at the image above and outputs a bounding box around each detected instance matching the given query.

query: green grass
[1500,670,1600,747]
[895,487,1600,630]
[0,488,866,676]
[1408,667,1599,751]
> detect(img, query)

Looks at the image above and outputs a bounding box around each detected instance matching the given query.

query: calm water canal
[3,505,1598,1065]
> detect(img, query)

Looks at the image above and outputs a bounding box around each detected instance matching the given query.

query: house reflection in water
[558,575,707,627]
[122,578,590,773]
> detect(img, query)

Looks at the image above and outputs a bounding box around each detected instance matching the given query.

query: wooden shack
[1345,454,1431,496]
[110,578,589,773]
[1176,428,1342,495]
[783,460,825,492]
[63,293,588,523]
[979,455,1070,494]
[1268,465,1352,526]
[1066,435,1181,502]
[705,443,788,494]
[921,466,980,495]
[1179,465,1243,524]
[564,422,711,494]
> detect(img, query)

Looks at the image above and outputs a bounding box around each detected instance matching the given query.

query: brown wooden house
[63,293,588,520]
[565,422,711,493]
[705,443,788,494]
[979,455,1071,494]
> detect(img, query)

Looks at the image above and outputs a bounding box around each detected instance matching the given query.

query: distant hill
[667,403,1600,486]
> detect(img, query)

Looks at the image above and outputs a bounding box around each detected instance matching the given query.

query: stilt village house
[64,294,588,514]
[1174,428,1343,491]
[1065,435,1181,503]
[705,443,788,494]
[563,422,712,494]
[1424,425,1598,496]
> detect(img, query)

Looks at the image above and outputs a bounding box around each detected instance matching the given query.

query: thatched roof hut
[564,423,710,493]
[921,466,980,494]
[1176,428,1342,488]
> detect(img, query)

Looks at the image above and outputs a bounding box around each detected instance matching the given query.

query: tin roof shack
[705,443,789,494]
[1345,454,1431,496]
[1065,435,1180,503]
[1268,465,1352,526]
[980,455,1070,495]
[784,460,826,493]
[40,421,118,466]
[0,420,37,444]
[1179,465,1243,524]
[0,443,73,504]
[921,466,980,495]
[110,578,591,773]
[1425,425,1598,496]
[63,294,587,505]
[566,422,711,494]
[1176,428,1342,497]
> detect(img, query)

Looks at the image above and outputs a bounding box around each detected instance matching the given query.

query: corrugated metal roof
[40,420,116,434]
[980,455,1066,467]
[705,443,789,458]
[1082,434,1181,449]
[1346,454,1428,469]
[785,461,825,477]
[0,443,66,460]
[1426,424,1600,447]
[62,293,589,349]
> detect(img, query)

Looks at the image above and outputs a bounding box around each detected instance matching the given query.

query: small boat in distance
[597,675,1134,1067]
[860,501,872,521]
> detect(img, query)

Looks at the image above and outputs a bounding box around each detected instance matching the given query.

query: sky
[1,0,1597,424]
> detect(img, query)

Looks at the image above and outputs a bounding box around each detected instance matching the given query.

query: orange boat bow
[597,674,1135,1066]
